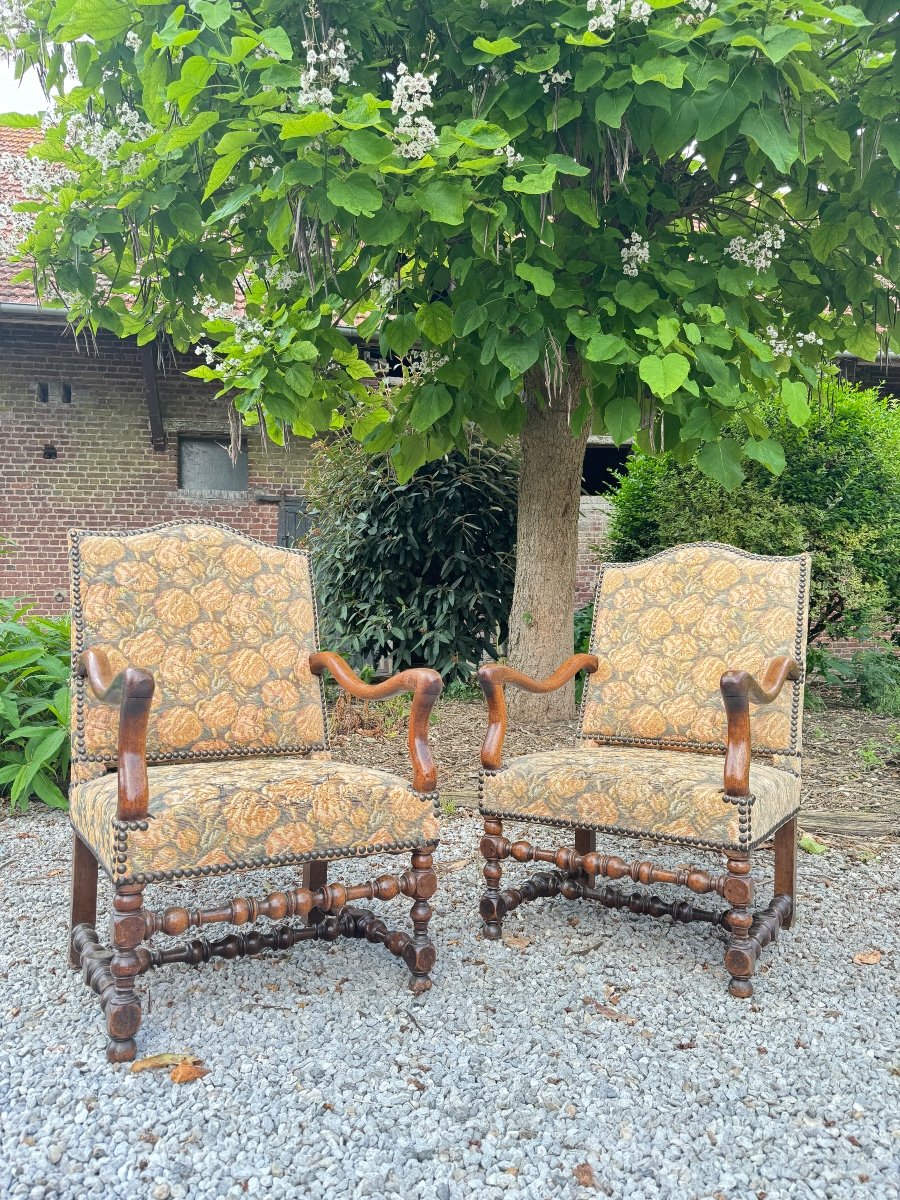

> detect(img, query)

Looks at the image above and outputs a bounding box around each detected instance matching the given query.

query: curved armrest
[78,648,155,821]
[477,655,599,770]
[309,651,442,794]
[720,656,800,796]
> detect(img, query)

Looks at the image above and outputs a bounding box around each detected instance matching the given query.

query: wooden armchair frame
[477,652,801,999]
[70,646,442,1063]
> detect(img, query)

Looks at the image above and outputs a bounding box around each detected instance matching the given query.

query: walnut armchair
[477,543,810,998]
[67,520,441,1063]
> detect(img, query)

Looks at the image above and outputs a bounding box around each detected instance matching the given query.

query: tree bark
[507,365,591,723]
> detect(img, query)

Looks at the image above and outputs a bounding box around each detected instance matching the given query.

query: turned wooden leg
[479,818,510,940]
[774,816,798,930]
[723,854,756,999]
[106,883,145,1063]
[404,847,437,995]
[574,828,596,889]
[69,832,99,969]
[303,860,328,926]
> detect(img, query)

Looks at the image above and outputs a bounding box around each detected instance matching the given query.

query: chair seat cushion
[70,757,440,884]
[480,746,800,852]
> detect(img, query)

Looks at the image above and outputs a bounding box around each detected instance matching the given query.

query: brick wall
[0,321,312,613]
[575,495,613,609]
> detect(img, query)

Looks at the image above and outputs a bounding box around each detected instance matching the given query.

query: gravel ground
[1,807,898,1200]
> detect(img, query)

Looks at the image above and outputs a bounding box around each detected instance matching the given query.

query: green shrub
[812,643,900,717]
[0,600,71,811]
[305,434,518,683]
[609,383,900,648]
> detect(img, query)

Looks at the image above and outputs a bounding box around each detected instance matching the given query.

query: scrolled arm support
[309,651,442,794]
[720,656,800,797]
[78,648,155,822]
[477,655,599,770]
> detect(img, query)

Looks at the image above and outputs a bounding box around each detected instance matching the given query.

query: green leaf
[209,183,257,223]
[496,335,543,377]
[190,0,232,30]
[639,353,690,398]
[160,111,219,153]
[810,221,847,263]
[418,180,467,225]
[743,437,786,475]
[260,26,293,59]
[632,57,685,89]
[781,379,811,426]
[409,384,453,432]
[657,317,680,348]
[515,263,555,296]
[52,0,131,40]
[473,36,521,56]
[456,119,509,149]
[844,327,879,361]
[880,124,900,172]
[830,5,871,26]
[734,327,774,361]
[604,395,640,445]
[0,112,41,128]
[595,88,632,129]
[343,129,394,163]
[574,56,606,92]
[614,279,658,312]
[546,153,590,177]
[740,108,799,173]
[202,150,243,200]
[696,439,745,491]
[814,122,851,163]
[280,111,335,139]
[415,302,453,345]
[585,333,627,362]
[799,834,829,855]
[357,208,409,245]
[763,29,812,62]
[503,164,557,194]
[518,46,560,74]
[383,313,418,357]
[563,190,599,228]
[693,84,750,141]
[327,173,382,217]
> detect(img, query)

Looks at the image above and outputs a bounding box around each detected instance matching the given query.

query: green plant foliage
[304,434,518,682]
[815,644,900,716]
[3,0,897,482]
[608,384,900,655]
[0,600,71,811]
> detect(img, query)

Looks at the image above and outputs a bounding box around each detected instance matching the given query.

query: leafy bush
[0,600,71,811]
[305,435,518,683]
[608,383,900,648]
[813,644,900,717]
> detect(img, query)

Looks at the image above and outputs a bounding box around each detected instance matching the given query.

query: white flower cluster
[493,143,524,167]
[391,63,439,159]
[201,298,240,322]
[65,105,154,172]
[726,225,785,273]
[406,347,448,378]
[675,0,717,27]
[0,0,29,39]
[765,326,823,357]
[586,0,651,33]
[262,260,302,291]
[0,151,74,259]
[298,30,352,110]
[621,232,650,277]
[371,271,399,308]
[539,69,571,94]
[125,29,141,51]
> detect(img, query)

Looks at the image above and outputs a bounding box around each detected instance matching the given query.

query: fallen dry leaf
[503,935,532,950]
[853,949,882,966]
[574,1162,597,1188]
[131,1052,201,1074]
[582,997,637,1026]
[438,858,472,874]
[169,1061,210,1084]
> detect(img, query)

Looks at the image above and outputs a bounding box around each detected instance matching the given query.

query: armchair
[67,520,441,1063]
[477,542,810,998]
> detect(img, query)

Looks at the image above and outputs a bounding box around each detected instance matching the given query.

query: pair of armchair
[66,521,809,1062]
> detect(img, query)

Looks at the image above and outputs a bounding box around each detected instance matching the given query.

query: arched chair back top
[69,520,327,781]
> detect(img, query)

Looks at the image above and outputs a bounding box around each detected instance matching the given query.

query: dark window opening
[582,441,631,496]
[178,435,248,492]
[61,383,73,404]
[35,381,49,403]
[42,444,57,460]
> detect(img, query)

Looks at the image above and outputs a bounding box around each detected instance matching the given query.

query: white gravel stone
[0,808,898,1199]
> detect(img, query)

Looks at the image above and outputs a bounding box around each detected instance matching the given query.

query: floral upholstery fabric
[581,544,809,755]
[480,746,800,851]
[71,756,440,883]
[69,522,327,779]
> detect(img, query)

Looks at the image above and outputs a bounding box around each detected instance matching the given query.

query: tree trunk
[507,366,591,723]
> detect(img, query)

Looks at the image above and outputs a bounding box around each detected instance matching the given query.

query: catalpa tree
[5,0,898,717]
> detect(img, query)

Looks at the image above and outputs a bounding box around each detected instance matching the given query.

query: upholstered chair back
[580,543,810,760]
[69,521,327,781]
